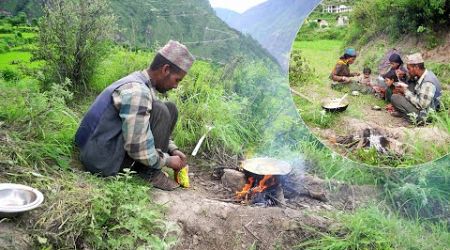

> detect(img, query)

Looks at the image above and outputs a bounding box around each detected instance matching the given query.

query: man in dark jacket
[75,40,195,190]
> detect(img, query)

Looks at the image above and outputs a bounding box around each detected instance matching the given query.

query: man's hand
[396,82,408,94]
[171,149,187,164]
[166,155,184,171]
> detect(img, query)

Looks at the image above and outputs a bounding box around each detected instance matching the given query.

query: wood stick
[208,197,240,203]
[290,88,313,103]
[266,194,298,210]
[244,219,264,244]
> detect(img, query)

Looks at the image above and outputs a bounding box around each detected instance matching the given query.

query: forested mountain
[214,0,321,71]
[0,0,43,18]
[213,8,240,23]
[0,0,277,65]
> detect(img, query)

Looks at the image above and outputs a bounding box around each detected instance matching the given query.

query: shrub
[289,49,315,86]
[36,0,117,91]
[347,0,449,47]
[0,67,22,81]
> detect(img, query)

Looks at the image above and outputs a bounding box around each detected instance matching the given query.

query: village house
[321,2,353,13]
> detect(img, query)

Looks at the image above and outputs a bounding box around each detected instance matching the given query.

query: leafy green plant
[347,0,449,47]
[36,0,116,91]
[289,49,315,86]
[91,48,152,92]
[0,67,22,81]
[86,169,179,249]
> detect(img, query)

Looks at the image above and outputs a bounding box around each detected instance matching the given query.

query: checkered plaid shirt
[405,70,436,110]
[112,70,178,169]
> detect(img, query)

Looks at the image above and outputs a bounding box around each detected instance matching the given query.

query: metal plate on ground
[0,183,44,217]
[242,157,292,175]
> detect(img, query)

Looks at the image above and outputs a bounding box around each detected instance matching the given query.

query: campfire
[236,173,282,206]
[235,158,291,206]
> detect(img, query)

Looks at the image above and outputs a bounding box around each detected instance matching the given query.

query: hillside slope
[214,0,321,71]
[0,0,277,65]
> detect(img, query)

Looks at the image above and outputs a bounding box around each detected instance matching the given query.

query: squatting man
[75,40,195,191]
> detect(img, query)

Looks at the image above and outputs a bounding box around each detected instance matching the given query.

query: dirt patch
[0,221,33,250]
[313,115,450,161]
[153,162,380,249]
[360,33,450,64]
[402,33,450,63]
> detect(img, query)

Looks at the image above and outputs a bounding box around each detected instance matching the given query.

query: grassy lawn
[291,39,343,78]
[0,51,42,70]
[0,51,32,66]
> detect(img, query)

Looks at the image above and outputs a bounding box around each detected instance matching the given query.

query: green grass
[295,205,450,250]
[20,32,36,39]
[291,40,344,79]
[0,51,32,67]
[91,47,153,92]
[0,76,177,249]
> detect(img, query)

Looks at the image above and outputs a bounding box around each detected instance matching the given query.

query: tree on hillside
[36,0,116,90]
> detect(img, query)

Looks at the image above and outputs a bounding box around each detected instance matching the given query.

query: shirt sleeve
[404,81,436,110]
[113,82,168,169]
[168,139,178,153]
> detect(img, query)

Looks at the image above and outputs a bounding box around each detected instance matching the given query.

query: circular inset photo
[289,2,449,167]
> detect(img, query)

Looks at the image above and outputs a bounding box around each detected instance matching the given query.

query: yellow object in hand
[175,165,190,188]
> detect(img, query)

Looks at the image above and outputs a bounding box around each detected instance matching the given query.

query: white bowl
[0,183,44,217]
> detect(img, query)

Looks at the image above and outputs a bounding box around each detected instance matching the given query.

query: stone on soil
[221,169,246,192]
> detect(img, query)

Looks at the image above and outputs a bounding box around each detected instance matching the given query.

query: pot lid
[242,157,292,175]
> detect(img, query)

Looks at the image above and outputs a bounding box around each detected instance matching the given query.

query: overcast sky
[209,0,268,13]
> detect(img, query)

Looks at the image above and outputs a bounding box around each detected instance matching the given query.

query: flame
[236,176,254,198]
[236,175,277,200]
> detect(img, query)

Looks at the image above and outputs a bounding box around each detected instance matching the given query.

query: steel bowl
[0,183,44,217]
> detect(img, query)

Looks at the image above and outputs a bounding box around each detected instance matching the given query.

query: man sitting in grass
[75,40,195,191]
[391,53,442,124]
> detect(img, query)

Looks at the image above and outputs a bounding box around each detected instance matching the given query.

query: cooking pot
[241,157,292,175]
[321,98,349,112]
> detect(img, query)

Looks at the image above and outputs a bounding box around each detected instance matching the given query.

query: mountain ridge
[0,0,278,65]
[214,0,321,71]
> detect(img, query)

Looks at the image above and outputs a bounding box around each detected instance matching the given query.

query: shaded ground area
[0,156,380,250]
[153,160,380,249]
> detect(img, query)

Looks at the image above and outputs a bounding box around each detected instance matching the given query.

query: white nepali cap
[405,52,424,64]
[158,40,195,72]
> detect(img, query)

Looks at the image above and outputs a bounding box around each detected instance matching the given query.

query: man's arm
[404,81,436,110]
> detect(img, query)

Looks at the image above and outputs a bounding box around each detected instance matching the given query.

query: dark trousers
[122,101,178,174]
[391,94,419,117]
[149,101,178,152]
